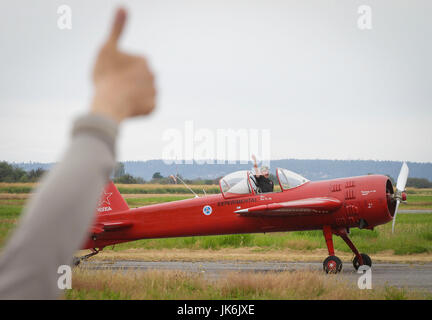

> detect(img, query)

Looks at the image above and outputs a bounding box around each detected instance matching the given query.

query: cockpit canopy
[276,168,309,191]
[219,170,252,197]
[219,168,309,198]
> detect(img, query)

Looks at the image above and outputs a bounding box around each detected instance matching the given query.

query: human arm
[0,8,156,299]
[252,154,261,176]
[0,114,118,299]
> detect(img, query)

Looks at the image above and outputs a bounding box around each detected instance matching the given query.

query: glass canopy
[219,168,309,197]
[276,168,309,191]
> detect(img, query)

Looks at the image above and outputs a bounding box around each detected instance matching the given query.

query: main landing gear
[322,225,372,274]
[72,248,100,267]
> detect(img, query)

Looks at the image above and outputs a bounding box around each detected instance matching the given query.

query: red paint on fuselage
[83,174,393,250]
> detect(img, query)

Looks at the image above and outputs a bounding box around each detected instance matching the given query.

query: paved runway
[81,260,432,292]
[399,209,432,214]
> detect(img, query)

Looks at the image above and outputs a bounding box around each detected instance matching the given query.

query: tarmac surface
[81,260,432,292]
[399,209,432,214]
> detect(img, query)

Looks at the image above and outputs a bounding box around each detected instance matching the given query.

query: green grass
[0,204,21,247]
[406,188,432,195]
[0,204,22,218]
[0,186,33,194]
[1,195,432,255]
[125,196,191,207]
[118,186,220,194]
[402,195,432,209]
[0,182,222,195]
[0,185,220,195]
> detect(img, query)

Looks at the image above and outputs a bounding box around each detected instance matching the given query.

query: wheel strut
[321,226,371,272]
[335,228,363,266]
[333,228,372,270]
[322,225,343,273]
[322,225,335,256]
[72,248,100,266]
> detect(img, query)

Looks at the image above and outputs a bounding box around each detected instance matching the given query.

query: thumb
[106,8,127,48]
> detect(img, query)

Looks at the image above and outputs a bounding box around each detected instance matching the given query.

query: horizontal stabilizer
[91,221,133,234]
[235,197,342,217]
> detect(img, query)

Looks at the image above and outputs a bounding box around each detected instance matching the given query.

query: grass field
[0,182,223,195]
[64,269,431,300]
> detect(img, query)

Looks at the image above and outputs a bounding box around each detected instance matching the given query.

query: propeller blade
[392,162,409,234]
[392,200,400,233]
[396,162,409,192]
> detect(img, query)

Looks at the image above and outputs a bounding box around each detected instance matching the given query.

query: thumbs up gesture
[91,8,156,123]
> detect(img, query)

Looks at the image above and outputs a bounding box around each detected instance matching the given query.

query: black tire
[352,253,372,270]
[323,255,343,274]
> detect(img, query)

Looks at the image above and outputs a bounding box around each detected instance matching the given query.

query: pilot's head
[261,166,270,178]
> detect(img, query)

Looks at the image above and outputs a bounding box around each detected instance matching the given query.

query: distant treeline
[112,163,221,185]
[112,163,283,185]
[1,161,221,185]
[15,159,432,182]
[0,161,46,183]
[3,160,432,188]
[406,178,432,188]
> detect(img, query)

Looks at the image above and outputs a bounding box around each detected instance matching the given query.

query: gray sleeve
[0,113,118,299]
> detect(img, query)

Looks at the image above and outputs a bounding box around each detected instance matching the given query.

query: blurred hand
[91,8,156,123]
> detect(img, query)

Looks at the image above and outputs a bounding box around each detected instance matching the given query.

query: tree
[0,161,27,182]
[27,168,46,182]
[113,162,125,178]
[114,174,144,184]
[406,178,432,188]
[152,172,163,179]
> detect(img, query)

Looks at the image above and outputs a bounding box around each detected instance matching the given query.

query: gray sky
[0,0,431,163]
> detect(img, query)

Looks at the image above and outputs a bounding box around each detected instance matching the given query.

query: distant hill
[15,159,432,182]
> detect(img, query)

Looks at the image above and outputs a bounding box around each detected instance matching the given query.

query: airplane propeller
[392,162,409,233]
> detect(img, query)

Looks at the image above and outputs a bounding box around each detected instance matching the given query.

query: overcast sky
[0,0,431,164]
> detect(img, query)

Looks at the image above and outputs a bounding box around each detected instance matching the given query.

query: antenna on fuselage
[170,174,199,198]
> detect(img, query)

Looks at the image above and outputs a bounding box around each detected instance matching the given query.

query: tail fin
[96,181,129,213]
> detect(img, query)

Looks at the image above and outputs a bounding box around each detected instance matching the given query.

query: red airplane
[75,163,409,274]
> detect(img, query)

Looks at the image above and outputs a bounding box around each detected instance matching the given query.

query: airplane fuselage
[83,174,394,250]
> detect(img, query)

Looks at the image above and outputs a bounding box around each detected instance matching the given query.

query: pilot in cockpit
[252,155,274,193]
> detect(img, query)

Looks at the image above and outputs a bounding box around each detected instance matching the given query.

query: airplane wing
[235,197,342,217]
[91,221,133,235]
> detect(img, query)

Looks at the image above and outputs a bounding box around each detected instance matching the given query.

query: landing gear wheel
[323,255,343,274]
[352,253,372,270]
